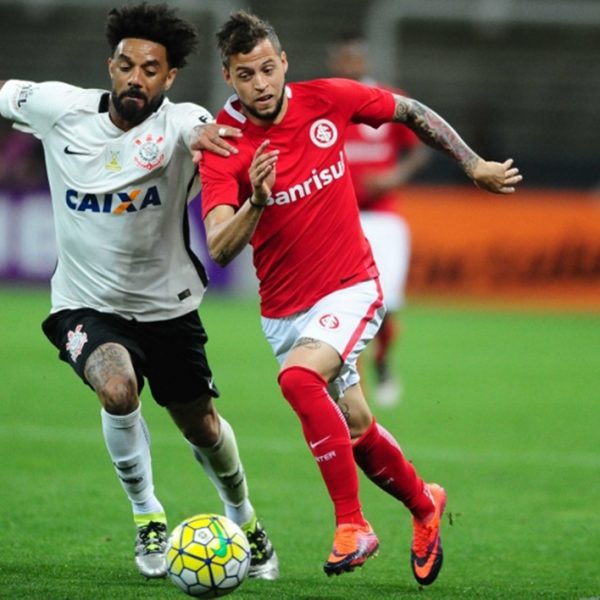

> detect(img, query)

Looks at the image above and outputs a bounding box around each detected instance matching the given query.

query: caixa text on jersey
[65,186,161,214]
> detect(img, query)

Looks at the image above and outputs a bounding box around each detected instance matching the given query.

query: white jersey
[0,79,211,321]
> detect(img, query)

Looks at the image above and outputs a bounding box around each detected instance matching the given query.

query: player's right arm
[0,80,82,136]
[391,93,522,193]
[203,140,278,266]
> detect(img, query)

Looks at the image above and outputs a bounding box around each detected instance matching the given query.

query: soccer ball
[166,514,251,598]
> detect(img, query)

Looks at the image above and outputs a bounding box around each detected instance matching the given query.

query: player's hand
[191,123,242,162]
[249,140,279,206]
[471,158,523,194]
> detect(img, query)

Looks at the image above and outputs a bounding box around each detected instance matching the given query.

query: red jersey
[344,81,420,213]
[200,78,396,318]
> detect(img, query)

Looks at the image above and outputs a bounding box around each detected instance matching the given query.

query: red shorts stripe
[340,278,384,360]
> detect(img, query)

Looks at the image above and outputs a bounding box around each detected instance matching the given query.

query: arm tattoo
[293,337,323,350]
[393,95,479,177]
[84,343,135,392]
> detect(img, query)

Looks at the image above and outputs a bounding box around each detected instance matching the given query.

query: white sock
[101,404,164,517]
[191,416,254,526]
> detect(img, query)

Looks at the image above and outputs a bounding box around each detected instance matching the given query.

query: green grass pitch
[1,287,599,599]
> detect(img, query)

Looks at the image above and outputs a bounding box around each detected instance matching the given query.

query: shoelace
[246,524,270,561]
[138,521,167,553]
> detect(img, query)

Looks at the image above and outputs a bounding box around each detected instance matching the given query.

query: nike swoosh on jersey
[64,145,91,155]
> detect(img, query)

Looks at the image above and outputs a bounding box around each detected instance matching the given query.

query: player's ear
[222,66,233,87]
[107,57,114,81]
[163,68,177,91]
[281,51,289,75]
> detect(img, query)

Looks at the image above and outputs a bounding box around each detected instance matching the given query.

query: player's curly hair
[216,10,281,67]
[105,2,198,69]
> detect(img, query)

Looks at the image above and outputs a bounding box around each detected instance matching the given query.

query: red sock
[278,366,366,526]
[353,418,434,521]
[375,315,395,366]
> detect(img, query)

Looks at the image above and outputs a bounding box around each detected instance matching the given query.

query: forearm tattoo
[84,343,135,392]
[393,95,479,176]
[293,337,323,350]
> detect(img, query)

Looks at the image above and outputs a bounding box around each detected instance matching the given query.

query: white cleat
[243,516,280,580]
[249,550,280,580]
[135,520,168,578]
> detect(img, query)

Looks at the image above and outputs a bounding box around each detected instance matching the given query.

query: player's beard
[111,89,163,126]
[241,89,286,122]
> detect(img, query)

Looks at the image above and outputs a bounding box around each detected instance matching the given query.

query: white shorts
[261,279,385,399]
[360,211,411,312]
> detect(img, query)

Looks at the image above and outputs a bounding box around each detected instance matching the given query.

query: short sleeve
[0,80,84,138]
[199,151,244,219]
[176,102,215,150]
[320,78,396,128]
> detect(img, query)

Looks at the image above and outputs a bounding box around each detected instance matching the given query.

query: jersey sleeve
[323,78,396,128]
[0,80,84,138]
[175,102,215,150]
[199,151,243,220]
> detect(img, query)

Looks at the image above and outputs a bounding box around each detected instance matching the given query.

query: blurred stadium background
[1,0,599,308]
[1,3,599,598]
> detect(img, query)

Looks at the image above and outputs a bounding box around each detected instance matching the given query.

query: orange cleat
[411,483,447,585]
[323,521,379,576]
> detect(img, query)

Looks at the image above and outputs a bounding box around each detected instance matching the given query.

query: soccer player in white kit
[200,11,522,584]
[0,3,278,581]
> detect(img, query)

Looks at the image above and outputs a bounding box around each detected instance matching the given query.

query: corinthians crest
[134,133,166,170]
[65,324,88,363]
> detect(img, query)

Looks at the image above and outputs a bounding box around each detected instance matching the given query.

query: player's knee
[278,366,326,412]
[96,375,138,414]
[279,365,315,396]
[348,412,374,440]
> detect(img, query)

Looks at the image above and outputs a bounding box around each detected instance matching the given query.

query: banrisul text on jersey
[266,151,345,207]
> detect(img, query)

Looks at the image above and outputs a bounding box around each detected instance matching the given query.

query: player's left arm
[391,93,522,194]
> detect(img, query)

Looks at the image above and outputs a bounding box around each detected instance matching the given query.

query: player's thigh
[142,311,220,407]
[41,308,144,392]
[282,340,342,382]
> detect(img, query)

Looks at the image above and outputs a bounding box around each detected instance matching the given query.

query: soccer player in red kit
[329,35,430,407]
[200,11,522,583]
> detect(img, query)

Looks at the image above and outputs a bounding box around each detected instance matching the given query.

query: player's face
[223,39,288,125]
[108,38,177,129]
